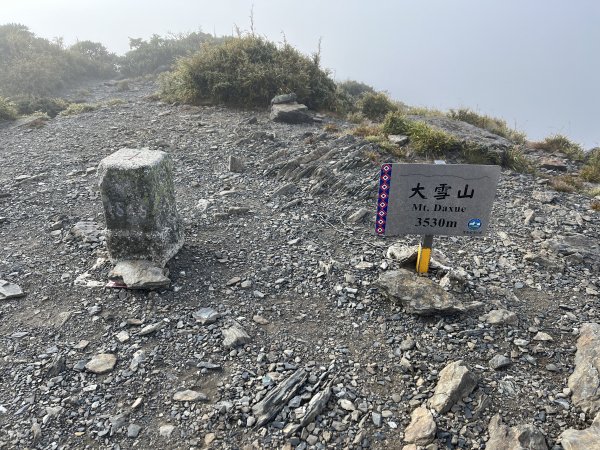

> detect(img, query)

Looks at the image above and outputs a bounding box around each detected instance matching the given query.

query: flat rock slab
[543,234,600,264]
[85,353,117,374]
[560,412,600,450]
[404,406,436,446]
[0,280,25,300]
[192,307,220,325]
[98,148,184,266]
[486,414,548,450]
[172,390,207,402]
[109,260,170,289]
[428,360,477,413]
[270,103,313,124]
[376,269,465,315]
[569,323,600,416]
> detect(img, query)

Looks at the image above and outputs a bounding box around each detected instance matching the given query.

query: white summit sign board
[375,163,501,237]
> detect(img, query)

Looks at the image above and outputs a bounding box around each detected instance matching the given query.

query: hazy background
[3,0,598,148]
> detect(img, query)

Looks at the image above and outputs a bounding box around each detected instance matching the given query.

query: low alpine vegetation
[531,134,585,161]
[0,96,17,120]
[448,108,526,144]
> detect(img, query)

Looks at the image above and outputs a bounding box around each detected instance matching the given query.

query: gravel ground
[1,78,599,450]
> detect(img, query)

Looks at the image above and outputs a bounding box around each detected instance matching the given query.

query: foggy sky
[3,0,599,148]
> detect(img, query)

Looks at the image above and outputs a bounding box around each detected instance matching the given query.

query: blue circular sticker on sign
[468,219,482,230]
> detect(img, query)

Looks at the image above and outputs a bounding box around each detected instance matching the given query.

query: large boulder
[568,323,600,416]
[428,360,477,414]
[486,414,548,450]
[270,103,313,124]
[376,269,464,315]
[560,412,600,450]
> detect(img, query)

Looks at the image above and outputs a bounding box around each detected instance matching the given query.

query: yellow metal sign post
[416,234,433,274]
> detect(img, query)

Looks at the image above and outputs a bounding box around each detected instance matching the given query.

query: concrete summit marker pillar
[98,148,184,268]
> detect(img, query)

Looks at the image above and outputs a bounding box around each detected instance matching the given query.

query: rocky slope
[1,78,599,450]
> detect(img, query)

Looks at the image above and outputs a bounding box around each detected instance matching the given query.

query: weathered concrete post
[97,148,184,268]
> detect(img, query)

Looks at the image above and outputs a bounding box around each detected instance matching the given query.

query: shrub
[60,102,99,116]
[0,24,116,97]
[116,80,130,92]
[12,96,69,117]
[160,35,338,110]
[337,80,375,98]
[382,111,411,135]
[356,92,397,121]
[0,96,17,120]
[549,175,583,193]
[120,32,214,77]
[448,108,526,144]
[408,121,459,157]
[581,147,600,182]
[530,134,585,161]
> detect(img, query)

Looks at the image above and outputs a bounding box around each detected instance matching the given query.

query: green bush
[581,147,600,182]
[531,134,585,161]
[60,102,99,116]
[356,92,397,121]
[448,108,526,143]
[0,96,17,120]
[408,121,460,157]
[382,111,411,135]
[0,24,116,97]
[12,96,69,117]
[337,80,375,98]
[160,35,338,110]
[120,32,214,77]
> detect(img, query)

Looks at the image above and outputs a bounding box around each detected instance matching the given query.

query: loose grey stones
[486,414,548,450]
[428,360,477,413]
[403,406,436,446]
[85,353,117,374]
[0,280,25,300]
[560,412,600,450]
[377,269,465,315]
[159,424,175,438]
[97,148,184,266]
[568,323,600,415]
[172,390,207,402]
[222,323,250,348]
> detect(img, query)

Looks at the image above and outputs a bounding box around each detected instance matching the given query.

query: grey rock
[388,134,409,146]
[404,406,436,446]
[0,280,25,300]
[138,322,164,336]
[486,414,548,450]
[285,385,331,436]
[85,353,117,374]
[271,93,297,104]
[569,323,600,416]
[543,234,600,264]
[159,424,175,438]
[98,148,184,266]
[192,307,220,325]
[372,411,382,427]
[271,182,298,197]
[222,323,251,348]
[70,221,103,243]
[560,412,600,450]
[109,260,170,289]
[228,155,245,173]
[252,368,307,428]
[480,309,518,325]
[173,390,207,402]
[347,207,370,224]
[489,355,511,370]
[428,360,478,414]
[376,269,465,315]
[127,423,141,438]
[270,103,313,124]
